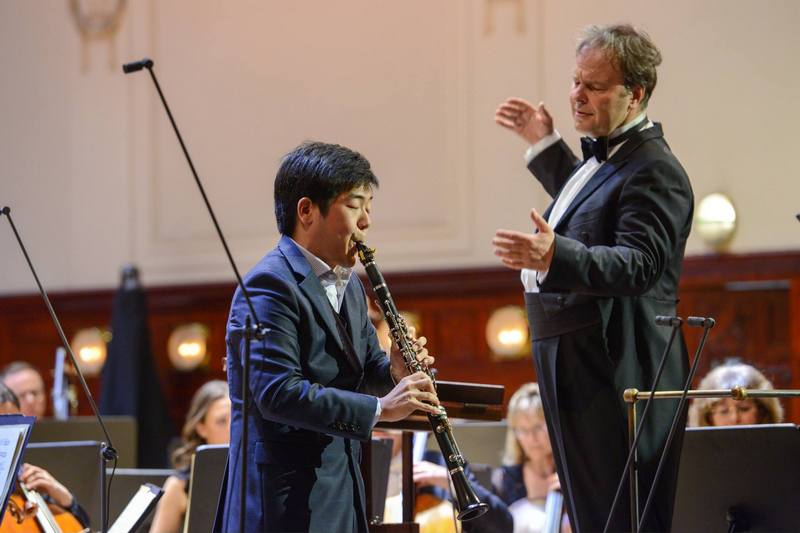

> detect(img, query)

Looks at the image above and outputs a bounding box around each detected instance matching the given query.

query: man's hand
[379,371,440,422]
[389,326,434,383]
[493,209,555,271]
[494,97,554,145]
[19,463,73,509]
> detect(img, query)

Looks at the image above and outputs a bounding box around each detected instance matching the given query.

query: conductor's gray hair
[577,24,662,108]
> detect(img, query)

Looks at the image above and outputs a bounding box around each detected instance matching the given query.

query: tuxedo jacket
[529,123,694,492]
[220,236,394,533]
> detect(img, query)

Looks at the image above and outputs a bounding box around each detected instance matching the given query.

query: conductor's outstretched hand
[493,208,555,271]
[494,97,554,145]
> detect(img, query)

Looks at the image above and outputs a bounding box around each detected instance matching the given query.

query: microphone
[654,315,682,327]
[687,316,715,328]
[1,206,9,215]
[122,58,153,74]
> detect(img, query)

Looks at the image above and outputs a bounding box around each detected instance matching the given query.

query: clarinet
[355,240,489,522]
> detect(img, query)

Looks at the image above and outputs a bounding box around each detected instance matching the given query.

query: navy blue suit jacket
[221,236,394,533]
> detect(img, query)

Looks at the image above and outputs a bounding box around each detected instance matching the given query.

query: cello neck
[19,483,61,533]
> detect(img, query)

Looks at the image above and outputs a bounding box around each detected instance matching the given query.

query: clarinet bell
[451,469,489,521]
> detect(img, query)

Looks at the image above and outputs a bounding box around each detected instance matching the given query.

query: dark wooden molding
[680,250,800,285]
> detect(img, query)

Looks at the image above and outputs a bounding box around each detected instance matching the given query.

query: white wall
[1,0,798,293]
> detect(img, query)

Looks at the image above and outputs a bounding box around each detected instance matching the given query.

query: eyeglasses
[512,423,547,438]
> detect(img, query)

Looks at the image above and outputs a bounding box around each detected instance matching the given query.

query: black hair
[274,141,379,235]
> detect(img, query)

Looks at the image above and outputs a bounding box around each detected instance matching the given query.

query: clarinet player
[220,141,440,533]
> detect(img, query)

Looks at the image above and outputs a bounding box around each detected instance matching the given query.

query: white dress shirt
[291,238,352,312]
[521,114,650,293]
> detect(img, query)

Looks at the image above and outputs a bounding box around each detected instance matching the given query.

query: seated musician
[414,382,569,533]
[688,360,784,427]
[1,361,47,418]
[149,380,230,533]
[0,382,90,530]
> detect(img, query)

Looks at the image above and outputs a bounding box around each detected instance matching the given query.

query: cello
[1,482,85,533]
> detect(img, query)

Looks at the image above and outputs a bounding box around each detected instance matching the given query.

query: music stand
[107,468,173,529]
[108,483,163,533]
[184,444,229,533]
[25,440,105,529]
[672,424,800,532]
[29,416,138,468]
[363,437,394,526]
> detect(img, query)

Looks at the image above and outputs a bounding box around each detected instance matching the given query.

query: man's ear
[296,197,317,228]
[629,85,645,110]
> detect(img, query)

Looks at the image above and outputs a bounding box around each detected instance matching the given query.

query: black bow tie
[580,119,648,162]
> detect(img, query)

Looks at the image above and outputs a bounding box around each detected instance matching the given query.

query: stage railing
[622,386,800,531]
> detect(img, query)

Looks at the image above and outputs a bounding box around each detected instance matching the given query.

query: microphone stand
[122,58,268,533]
[602,315,683,533]
[636,316,715,533]
[1,206,118,533]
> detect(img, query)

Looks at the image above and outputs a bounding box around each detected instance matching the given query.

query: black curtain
[99,267,173,468]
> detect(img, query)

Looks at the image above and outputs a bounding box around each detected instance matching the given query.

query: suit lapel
[552,124,663,233]
[337,292,365,375]
[552,161,618,233]
[343,282,363,359]
[279,237,345,355]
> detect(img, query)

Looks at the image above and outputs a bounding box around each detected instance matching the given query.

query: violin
[1,483,85,533]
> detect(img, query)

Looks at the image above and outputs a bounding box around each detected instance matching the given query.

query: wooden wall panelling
[677,282,793,420]
[1,250,799,438]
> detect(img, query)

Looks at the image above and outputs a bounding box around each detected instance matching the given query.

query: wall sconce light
[168,323,209,371]
[695,192,737,252]
[71,327,110,377]
[486,306,529,360]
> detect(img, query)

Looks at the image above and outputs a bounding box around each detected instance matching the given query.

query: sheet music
[0,424,29,507]
[108,483,163,533]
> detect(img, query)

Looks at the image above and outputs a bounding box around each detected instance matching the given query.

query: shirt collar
[290,238,353,284]
[608,112,647,141]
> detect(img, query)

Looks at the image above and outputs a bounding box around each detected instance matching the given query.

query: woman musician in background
[688,360,784,427]
[414,382,569,533]
[149,380,230,533]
